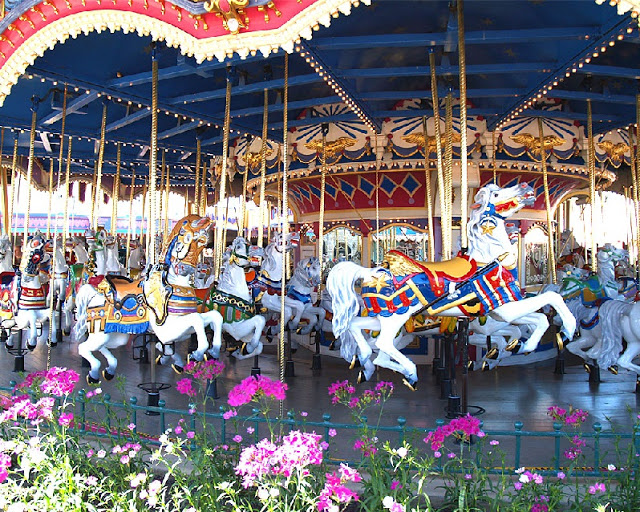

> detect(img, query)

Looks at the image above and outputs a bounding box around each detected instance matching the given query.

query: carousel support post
[436,336,446,384]
[284,328,295,378]
[311,329,322,371]
[56,291,63,344]
[251,355,261,376]
[553,332,566,375]
[6,329,27,373]
[440,330,454,400]
[206,377,220,399]
[432,334,442,377]
[588,362,601,385]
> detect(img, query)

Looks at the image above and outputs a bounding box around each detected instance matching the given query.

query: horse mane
[262,240,278,274]
[597,299,631,369]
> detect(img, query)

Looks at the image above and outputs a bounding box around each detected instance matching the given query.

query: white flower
[327,505,339,512]
[269,487,280,497]
[218,481,232,490]
[158,434,169,445]
[519,474,530,484]
[607,464,616,471]
[148,480,162,495]
[257,488,269,501]
[396,446,408,458]
[515,467,526,474]
[7,503,25,512]
[382,496,395,508]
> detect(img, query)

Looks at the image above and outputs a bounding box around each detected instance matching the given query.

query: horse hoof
[481,361,490,372]
[86,374,100,385]
[63,330,70,337]
[505,339,522,354]
[357,370,367,384]
[266,336,273,344]
[27,343,37,352]
[486,347,499,360]
[240,343,250,357]
[329,341,336,351]
[102,369,115,381]
[155,355,163,366]
[608,365,619,375]
[555,333,565,352]
[402,378,418,392]
[349,355,357,370]
[467,360,474,371]
[49,341,57,349]
[295,327,303,335]
[172,364,184,374]
[583,363,591,374]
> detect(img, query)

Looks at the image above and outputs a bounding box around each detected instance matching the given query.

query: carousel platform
[1,331,639,470]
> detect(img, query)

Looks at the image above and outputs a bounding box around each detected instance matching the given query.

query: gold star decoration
[363,274,390,293]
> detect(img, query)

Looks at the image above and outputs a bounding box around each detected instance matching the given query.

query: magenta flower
[531,505,548,512]
[186,431,195,439]
[514,482,523,490]
[185,359,225,381]
[233,435,243,443]
[176,378,196,397]
[58,412,74,427]
[227,375,288,407]
[328,428,337,437]
[223,410,237,420]
[317,465,361,511]
[175,425,183,435]
[423,414,483,450]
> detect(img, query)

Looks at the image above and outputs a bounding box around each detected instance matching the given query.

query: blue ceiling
[0,0,636,188]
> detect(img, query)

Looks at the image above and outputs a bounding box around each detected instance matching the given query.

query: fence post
[397,417,406,445]
[553,422,562,472]
[514,421,523,470]
[592,423,602,474]
[158,399,166,432]
[129,396,138,435]
[77,389,86,432]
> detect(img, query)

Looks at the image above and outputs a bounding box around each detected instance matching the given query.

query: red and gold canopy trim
[0,0,367,105]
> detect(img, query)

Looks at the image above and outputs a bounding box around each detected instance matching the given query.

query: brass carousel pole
[215,69,232,280]
[126,167,136,272]
[47,158,54,238]
[238,139,249,237]
[158,149,165,228]
[0,128,7,236]
[63,137,72,246]
[149,46,159,265]
[586,100,597,274]
[537,117,556,283]
[194,138,201,215]
[318,123,328,274]
[635,96,640,277]
[112,143,121,237]
[628,127,639,270]
[93,102,107,231]
[163,150,170,239]
[492,130,498,184]
[422,117,435,260]
[278,52,290,412]
[257,88,269,247]
[58,85,68,245]
[375,132,380,263]
[443,91,454,259]
[457,0,468,251]
[429,51,447,261]
[200,155,208,216]
[23,97,39,251]
[9,134,18,241]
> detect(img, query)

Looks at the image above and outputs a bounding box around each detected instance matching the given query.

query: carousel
[0,0,638,421]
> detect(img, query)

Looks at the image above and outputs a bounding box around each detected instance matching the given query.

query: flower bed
[0,363,638,511]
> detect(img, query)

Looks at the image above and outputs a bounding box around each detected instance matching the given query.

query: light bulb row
[496,26,631,130]
[294,44,377,133]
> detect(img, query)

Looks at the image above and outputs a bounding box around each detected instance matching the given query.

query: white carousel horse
[201,237,266,361]
[253,231,301,335]
[327,183,576,389]
[285,257,325,336]
[49,244,72,336]
[0,235,16,337]
[1,232,59,350]
[194,262,215,290]
[67,236,90,265]
[104,233,124,275]
[128,239,146,280]
[596,243,629,300]
[73,215,223,384]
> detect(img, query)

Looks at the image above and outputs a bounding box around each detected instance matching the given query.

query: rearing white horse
[327,183,576,389]
[74,215,223,384]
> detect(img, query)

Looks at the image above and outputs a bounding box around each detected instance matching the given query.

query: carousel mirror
[371,224,429,265]
[322,225,362,266]
[523,225,550,290]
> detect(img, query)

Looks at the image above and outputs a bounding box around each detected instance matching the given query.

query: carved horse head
[293,257,322,287]
[162,215,212,275]
[20,232,50,278]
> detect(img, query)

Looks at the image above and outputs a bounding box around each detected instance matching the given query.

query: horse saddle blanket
[96,275,149,334]
[361,251,523,318]
[580,275,609,307]
[18,285,46,310]
[254,272,283,299]
[0,272,15,319]
[204,288,255,323]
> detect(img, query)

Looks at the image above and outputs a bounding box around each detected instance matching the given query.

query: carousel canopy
[0,0,637,208]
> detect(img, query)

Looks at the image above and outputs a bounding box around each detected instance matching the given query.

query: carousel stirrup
[584,363,591,374]
[402,378,418,392]
[171,363,184,374]
[608,365,619,375]
[485,347,499,360]
[481,361,490,372]
[349,354,357,370]
[467,360,474,371]
[357,369,367,384]
[86,373,100,385]
[555,333,565,352]
[505,339,523,354]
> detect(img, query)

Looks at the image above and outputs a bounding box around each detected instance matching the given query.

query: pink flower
[557,471,565,480]
[185,359,225,381]
[175,425,183,435]
[176,378,196,397]
[328,428,337,437]
[186,431,195,439]
[434,451,441,458]
[128,423,136,430]
[391,480,402,490]
[490,440,499,446]
[228,375,288,407]
[233,435,243,443]
[58,412,74,427]
[223,410,237,420]
[300,411,308,417]
[120,455,130,464]
[514,482,523,490]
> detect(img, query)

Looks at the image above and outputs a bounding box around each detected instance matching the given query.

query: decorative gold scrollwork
[202,0,249,33]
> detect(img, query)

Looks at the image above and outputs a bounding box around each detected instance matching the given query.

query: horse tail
[72,284,98,342]
[597,299,631,369]
[326,261,383,339]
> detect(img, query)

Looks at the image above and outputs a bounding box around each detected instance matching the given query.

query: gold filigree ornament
[510,133,566,157]
[143,269,171,325]
[597,140,629,166]
[202,0,249,34]
[402,132,461,152]
[304,136,356,159]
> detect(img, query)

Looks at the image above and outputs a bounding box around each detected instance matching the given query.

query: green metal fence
[2,381,638,477]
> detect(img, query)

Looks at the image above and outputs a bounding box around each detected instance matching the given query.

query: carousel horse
[0,235,16,337]
[103,232,124,275]
[593,298,640,378]
[73,215,223,384]
[327,183,576,389]
[253,231,301,335]
[49,244,72,335]
[201,237,266,361]
[194,262,215,290]
[1,232,59,350]
[128,239,146,280]
[285,257,325,336]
